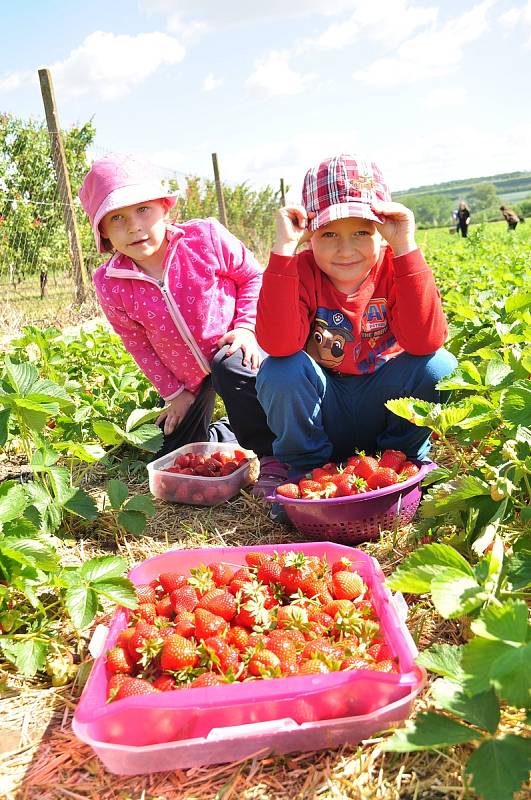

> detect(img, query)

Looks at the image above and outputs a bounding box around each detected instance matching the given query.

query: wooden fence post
[211,152,228,228]
[38,68,86,305]
[280,178,286,206]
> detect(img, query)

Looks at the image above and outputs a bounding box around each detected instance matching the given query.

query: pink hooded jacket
[93,218,263,401]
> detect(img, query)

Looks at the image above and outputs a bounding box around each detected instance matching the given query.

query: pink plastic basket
[269,462,435,544]
[73,542,425,774]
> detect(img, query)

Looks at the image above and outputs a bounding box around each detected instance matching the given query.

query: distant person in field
[79,153,274,462]
[500,205,521,231]
[253,154,457,498]
[456,200,470,238]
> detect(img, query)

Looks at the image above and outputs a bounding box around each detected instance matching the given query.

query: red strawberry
[352,456,379,481]
[127,621,162,664]
[341,655,370,671]
[198,589,237,621]
[135,584,157,604]
[160,634,199,671]
[113,677,160,700]
[194,609,228,640]
[331,557,353,574]
[367,642,393,662]
[311,467,336,482]
[191,671,224,688]
[203,636,240,674]
[321,462,339,474]
[152,674,178,691]
[298,479,325,498]
[245,551,269,568]
[248,649,281,677]
[265,635,298,673]
[400,461,420,480]
[159,572,188,593]
[276,483,300,499]
[256,560,283,585]
[107,673,131,700]
[173,610,196,638]
[135,602,156,623]
[208,562,235,586]
[331,570,366,601]
[298,659,330,675]
[156,595,173,619]
[378,449,407,471]
[366,467,399,490]
[170,585,198,614]
[227,625,250,652]
[106,645,135,674]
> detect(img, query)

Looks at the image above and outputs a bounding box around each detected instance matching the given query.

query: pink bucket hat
[302,154,391,231]
[79,153,178,252]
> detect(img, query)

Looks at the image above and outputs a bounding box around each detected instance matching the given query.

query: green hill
[394,171,531,203]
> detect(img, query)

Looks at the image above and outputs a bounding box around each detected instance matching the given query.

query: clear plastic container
[73,542,425,774]
[147,442,257,505]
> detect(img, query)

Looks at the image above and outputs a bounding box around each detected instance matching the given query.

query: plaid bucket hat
[79,153,178,253]
[302,154,391,231]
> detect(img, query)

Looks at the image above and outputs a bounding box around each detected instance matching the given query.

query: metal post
[280,178,286,206]
[38,68,86,305]
[211,152,228,228]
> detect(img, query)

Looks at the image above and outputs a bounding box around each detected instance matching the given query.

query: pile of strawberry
[162,449,249,478]
[105,550,398,701]
[276,449,420,500]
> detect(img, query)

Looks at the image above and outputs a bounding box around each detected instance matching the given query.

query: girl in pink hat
[79,153,274,460]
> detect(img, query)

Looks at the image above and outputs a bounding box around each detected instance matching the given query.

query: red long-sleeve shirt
[256,246,447,375]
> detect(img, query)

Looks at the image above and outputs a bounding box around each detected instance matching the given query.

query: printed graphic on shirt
[306,308,354,369]
[361,298,389,346]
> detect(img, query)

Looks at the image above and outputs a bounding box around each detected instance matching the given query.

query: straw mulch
[1,482,527,800]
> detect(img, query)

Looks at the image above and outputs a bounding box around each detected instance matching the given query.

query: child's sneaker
[251,457,289,499]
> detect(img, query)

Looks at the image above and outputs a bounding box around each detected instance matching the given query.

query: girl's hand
[217,328,261,370]
[371,200,417,257]
[156,390,195,435]
[272,206,315,255]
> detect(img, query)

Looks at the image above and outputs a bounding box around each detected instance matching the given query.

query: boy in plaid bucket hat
[254,153,457,485]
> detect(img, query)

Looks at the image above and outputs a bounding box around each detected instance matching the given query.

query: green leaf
[80,555,128,583]
[416,644,465,681]
[56,441,106,463]
[65,584,98,631]
[386,544,473,594]
[117,509,148,536]
[106,479,129,510]
[0,537,58,571]
[465,735,531,800]
[63,488,98,520]
[124,494,155,515]
[4,358,39,395]
[506,548,531,590]
[125,407,161,432]
[431,679,499,733]
[421,475,489,516]
[28,379,73,408]
[0,638,48,677]
[382,711,483,751]
[484,360,513,388]
[437,364,483,391]
[0,481,28,523]
[0,408,10,446]
[123,423,163,453]
[384,397,431,425]
[490,644,531,709]
[500,381,531,427]
[470,600,529,645]
[92,577,137,608]
[431,569,485,618]
[92,419,125,445]
[505,291,531,314]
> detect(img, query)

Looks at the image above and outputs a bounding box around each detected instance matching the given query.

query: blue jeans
[256,349,457,473]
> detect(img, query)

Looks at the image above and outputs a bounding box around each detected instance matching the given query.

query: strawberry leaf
[65,584,98,631]
[431,679,500,733]
[386,544,473,594]
[465,735,531,800]
[500,381,531,428]
[382,711,483,751]
[431,569,485,618]
[421,475,489,516]
[416,643,465,681]
[0,638,48,677]
[470,599,528,645]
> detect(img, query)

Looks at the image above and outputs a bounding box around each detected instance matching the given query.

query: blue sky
[1,1,530,199]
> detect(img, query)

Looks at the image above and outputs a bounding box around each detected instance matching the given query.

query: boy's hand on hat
[217,328,261,370]
[371,201,417,257]
[272,206,315,255]
[157,390,195,434]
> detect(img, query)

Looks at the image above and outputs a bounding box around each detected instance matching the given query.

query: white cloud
[315,1,438,50]
[246,50,314,96]
[203,72,223,91]
[141,0,357,26]
[48,31,186,102]
[0,70,31,92]
[424,87,466,108]
[355,0,497,86]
